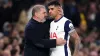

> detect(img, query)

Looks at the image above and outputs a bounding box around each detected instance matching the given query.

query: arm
[69,30,80,56]
[64,20,81,56]
[25,27,56,48]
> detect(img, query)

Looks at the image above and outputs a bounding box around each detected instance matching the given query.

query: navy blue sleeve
[64,20,75,33]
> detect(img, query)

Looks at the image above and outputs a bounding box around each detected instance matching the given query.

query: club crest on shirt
[56,26,59,30]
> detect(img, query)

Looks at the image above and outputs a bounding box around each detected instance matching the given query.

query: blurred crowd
[0,0,100,56]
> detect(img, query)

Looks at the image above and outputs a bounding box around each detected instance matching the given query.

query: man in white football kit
[47,1,80,56]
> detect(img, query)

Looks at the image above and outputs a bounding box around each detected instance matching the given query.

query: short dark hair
[47,1,61,7]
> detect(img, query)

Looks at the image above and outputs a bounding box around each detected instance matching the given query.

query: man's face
[36,8,47,22]
[48,5,59,18]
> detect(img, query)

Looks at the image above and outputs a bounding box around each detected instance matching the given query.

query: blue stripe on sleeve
[64,32,68,56]
[64,20,72,33]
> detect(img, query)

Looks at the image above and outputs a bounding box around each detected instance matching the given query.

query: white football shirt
[50,16,75,56]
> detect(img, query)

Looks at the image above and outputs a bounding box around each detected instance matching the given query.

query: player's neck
[55,15,63,21]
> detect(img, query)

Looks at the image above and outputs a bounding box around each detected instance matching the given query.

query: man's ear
[57,7,62,12]
[35,12,38,16]
[57,6,63,15]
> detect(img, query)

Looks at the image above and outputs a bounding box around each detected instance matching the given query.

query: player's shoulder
[62,17,68,21]
[61,17,72,24]
[50,16,72,24]
[63,17,72,23]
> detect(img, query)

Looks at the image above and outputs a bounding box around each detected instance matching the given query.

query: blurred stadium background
[0,0,100,56]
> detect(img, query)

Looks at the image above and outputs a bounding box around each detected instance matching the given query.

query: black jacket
[24,18,56,56]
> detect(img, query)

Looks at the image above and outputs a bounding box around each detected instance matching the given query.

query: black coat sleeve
[25,27,56,48]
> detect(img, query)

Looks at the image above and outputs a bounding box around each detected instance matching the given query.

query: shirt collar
[54,16,64,22]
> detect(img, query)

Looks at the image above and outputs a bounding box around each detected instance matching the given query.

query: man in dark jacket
[24,5,66,56]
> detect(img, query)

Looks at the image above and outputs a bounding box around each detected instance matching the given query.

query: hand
[56,38,66,46]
